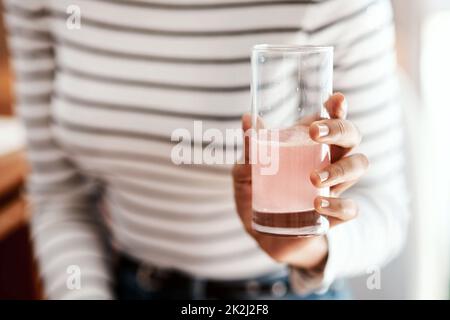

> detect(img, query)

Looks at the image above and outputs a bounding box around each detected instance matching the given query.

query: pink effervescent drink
[251,44,333,236]
[252,126,330,236]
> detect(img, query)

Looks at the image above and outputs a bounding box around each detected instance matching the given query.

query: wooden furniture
[0,3,13,116]
[0,118,42,300]
[0,118,43,299]
[0,119,27,241]
[0,151,28,241]
[0,5,42,299]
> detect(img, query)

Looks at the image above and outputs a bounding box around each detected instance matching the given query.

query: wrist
[290,235,328,271]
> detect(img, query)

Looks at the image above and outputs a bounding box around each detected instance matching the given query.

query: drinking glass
[251,45,333,237]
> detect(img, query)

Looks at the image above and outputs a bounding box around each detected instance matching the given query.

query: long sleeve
[3,0,113,299]
[304,0,409,288]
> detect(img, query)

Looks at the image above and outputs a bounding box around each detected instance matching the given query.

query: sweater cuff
[289,227,346,295]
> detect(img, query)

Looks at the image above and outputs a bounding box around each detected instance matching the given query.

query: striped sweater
[4,0,408,299]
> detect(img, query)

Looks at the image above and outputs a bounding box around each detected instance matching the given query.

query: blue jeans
[115,263,351,300]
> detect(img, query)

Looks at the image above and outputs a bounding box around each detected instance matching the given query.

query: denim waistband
[115,254,350,300]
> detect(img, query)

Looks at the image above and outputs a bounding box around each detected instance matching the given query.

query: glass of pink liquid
[251,45,333,237]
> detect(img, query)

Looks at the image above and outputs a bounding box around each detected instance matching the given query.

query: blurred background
[0,0,449,299]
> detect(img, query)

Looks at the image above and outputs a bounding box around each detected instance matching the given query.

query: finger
[233,113,256,234]
[233,114,252,183]
[324,92,347,119]
[232,160,251,184]
[331,180,358,197]
[233,176,253,233]
[242,113,252,163]
[310,153,369,188]
[314,196,358,227]
[309,118,361,149]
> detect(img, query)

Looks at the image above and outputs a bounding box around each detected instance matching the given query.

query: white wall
[349,0,450,300]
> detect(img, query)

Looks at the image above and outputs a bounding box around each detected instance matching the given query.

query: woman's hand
[232,93,369,270]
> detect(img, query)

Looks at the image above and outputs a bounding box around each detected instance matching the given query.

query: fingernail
[317,171,329,182]
[321,199,330,208]
[317,124,329,137]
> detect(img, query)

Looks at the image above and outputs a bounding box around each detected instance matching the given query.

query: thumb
[242,113,252,163]
[325,92,347,119]
[232,113,252,184]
